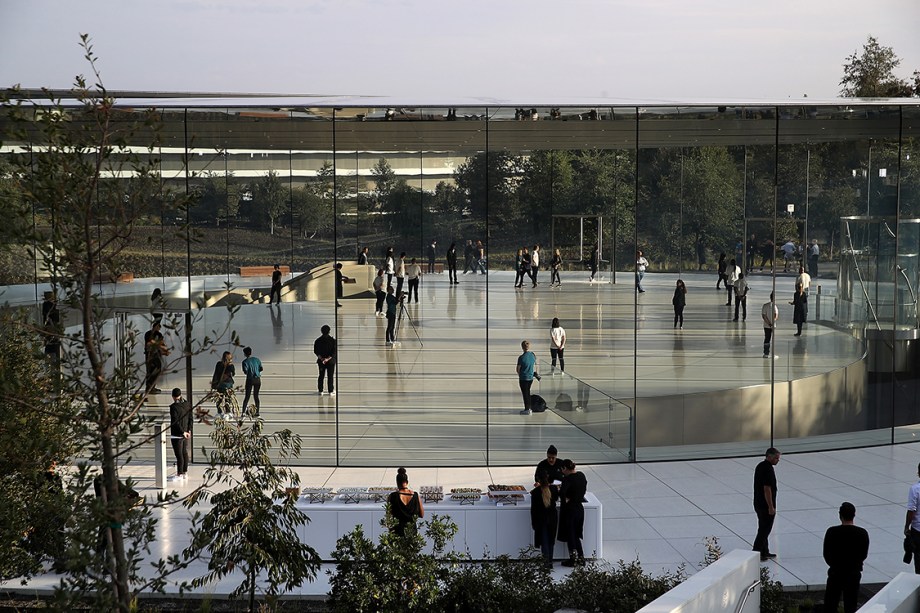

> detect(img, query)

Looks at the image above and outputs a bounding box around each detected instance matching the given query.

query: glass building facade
[3,99,920,466]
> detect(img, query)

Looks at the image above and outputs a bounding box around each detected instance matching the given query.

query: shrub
[437,551,553,613]
[554,559,686,613]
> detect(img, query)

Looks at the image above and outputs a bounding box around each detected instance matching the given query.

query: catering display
[419,485,443,503]
[366,486,394,503]
[487,484,527,505]
[449,487,483,505]
[299,487,335,504]
[336,486,370,504]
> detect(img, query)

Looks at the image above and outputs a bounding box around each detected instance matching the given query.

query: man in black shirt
[752,447,781,560]
[269,264,282,305]
[534,445,563,484]
[823,502,869,613]
[334,263,352,309]
[559,458,588,567]
[168,388,192,479]
[313,324,337,396]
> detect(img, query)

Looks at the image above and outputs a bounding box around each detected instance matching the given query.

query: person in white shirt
[550,317,566,374]
[725,258,741,307]
[904,462,920,573]
[796,266,812,293]
[395,252,407,295]
[733,273,749,321]
[762,292,779,357]
[635,250,649,293]
[530,245,541,287]
[385,248,395,288]
[807,239,820,277]
[406,258,422,303]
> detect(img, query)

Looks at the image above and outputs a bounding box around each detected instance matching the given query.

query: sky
[1,0,919,103]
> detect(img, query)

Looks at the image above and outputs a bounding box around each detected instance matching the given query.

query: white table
[297,492,603,561]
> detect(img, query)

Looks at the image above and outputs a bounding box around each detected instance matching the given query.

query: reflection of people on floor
[576,379,589,412]
[270,303,283,344]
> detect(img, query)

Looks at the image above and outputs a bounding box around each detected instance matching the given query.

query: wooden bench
[239,265,291,277]
[94,271,134,283]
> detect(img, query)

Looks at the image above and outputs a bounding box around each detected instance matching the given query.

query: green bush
[553,559,686,613]
[438,551,553,613]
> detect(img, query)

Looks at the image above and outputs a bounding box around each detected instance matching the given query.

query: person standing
[733,273,749,322]
[752,447,781,560]
[395,252,406,295]
[696,236,706,271]
[791,284,808,336]
[534,445,564,484]
[210,351,235,418]
[446,242,459,284]
[807,239,820,278]
[635,250,648,293]
[269,264,282,305]
[168,388,192,479]
[550,248,562,287]
[427,240,437,274]
[41,291,62,369]
[558,459,587,567]
[904,461,920,574]
[387,468,424,536]
[406,258,421,303]
[823,502,869,613]
[550,318,566,374]
[759,239,775,272]
[373,268,386,316]
[385,286,398,345]
[241,346,263,415]
[762,292,778,358]
[517,340,540,415]
[530,244,541,287]
[725,258,741,306]
[796,265,812,295]
[514,248,526,288]
[313,324,336,396]
[385,247,395,288]
[716,252,728,289]
[781,239,796,272]
[746,233,757,272]
[672,279,687,329]
[144,321,168,395]
[462,239,473,274]
[357,246,369,266]
[531,470,559,569]
[520,247,531,288]
[589,244,599,283]
[335,262,352,309]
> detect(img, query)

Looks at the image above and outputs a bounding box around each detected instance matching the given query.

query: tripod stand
[394,297,423,347]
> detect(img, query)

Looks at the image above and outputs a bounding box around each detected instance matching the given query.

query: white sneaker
[168,474,182,481]
[575,405,585,412]
[320,391,328,396]
[329,390,336,397]
[519,408,532,415]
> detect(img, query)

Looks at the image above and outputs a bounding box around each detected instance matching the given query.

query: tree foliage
[840,35,918,98]
[185,419,320,612]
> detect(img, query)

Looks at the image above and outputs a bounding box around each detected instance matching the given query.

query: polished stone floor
[125,268,866,464]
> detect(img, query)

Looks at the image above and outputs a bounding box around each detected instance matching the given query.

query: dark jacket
[169,398,192,438]
[314,333,337,362]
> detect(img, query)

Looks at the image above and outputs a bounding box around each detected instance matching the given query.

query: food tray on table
[449,488,482,505]
[487,484,527,505]
[299,487,335,504]
[366,486,394,503]
[419,485,443,503]
[336,486,369,504]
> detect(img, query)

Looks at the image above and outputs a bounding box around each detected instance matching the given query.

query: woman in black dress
[791,283,808,336]
[387,467,424,536]
[530,470,559,568]
[673,279,687,329]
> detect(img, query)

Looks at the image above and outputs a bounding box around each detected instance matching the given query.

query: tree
[185,419,320,612]
[370,157,398,208]
[517,150,574,235]
[251,169,288,235]
[291,184,331,238]
[840,35,917,98]
[455,151,522,234]
[0,36,234,611]
[0,314,77,579]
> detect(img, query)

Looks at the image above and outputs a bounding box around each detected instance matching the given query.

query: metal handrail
[734,579,761,613]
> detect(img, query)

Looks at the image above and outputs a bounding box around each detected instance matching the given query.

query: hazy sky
[1,0,919,102]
